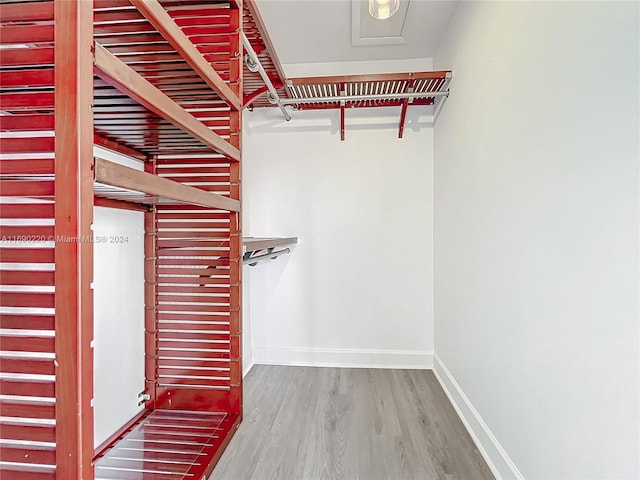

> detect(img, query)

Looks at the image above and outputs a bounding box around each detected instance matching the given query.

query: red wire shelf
[94,410,240,480]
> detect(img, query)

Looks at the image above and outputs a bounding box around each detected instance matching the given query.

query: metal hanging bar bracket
[241,32,291,121]
[433,75,453,124]
[137,391,151,406]
[407,86,415,104]
[243,248,291,266]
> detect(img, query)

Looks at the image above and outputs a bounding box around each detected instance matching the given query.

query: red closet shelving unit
[0,0,243,478]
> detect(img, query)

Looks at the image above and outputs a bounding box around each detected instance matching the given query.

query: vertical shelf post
[53,0,95,477]
[229,0,243,415]
[144,156,158,409]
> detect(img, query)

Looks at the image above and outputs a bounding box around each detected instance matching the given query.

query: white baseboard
[433,354,524,480]
[252,346,433,369]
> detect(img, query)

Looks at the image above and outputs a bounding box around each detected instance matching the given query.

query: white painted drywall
[242,106,434,368]
[93,145,146,449]
[433,2,640,479]
[94,145,142,169]
[242,266,253,376]
[93,206,145,448]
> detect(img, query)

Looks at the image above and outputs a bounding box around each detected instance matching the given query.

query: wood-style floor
[212,365,494,480]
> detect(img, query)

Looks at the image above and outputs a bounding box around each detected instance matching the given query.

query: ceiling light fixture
[368,0,400,20]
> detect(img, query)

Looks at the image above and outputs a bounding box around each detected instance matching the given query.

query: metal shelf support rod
[282,90,449,105]
[243,248,291,266]
[241,32,291,121]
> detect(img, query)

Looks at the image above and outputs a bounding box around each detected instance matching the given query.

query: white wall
[243,106,434,368]
[242,266,253,376]
[93,207,145,448]
[433,2,640,479]
[92,147,146,447]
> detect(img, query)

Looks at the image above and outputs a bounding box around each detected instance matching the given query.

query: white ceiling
[254,0,459,73]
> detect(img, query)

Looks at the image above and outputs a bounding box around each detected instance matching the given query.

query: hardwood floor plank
[213,365,494,480]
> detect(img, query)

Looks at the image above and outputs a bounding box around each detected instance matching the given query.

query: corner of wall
[433,354,524,480]
[243,358,254,378]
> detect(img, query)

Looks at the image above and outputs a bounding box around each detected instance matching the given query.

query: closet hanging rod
[281,90,449,106]
[241,32,291,121]
[243,248,291,266]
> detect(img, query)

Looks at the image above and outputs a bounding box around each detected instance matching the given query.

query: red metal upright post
[53,0,95,478]
[228,0,243,415]
[144,157,159,410]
